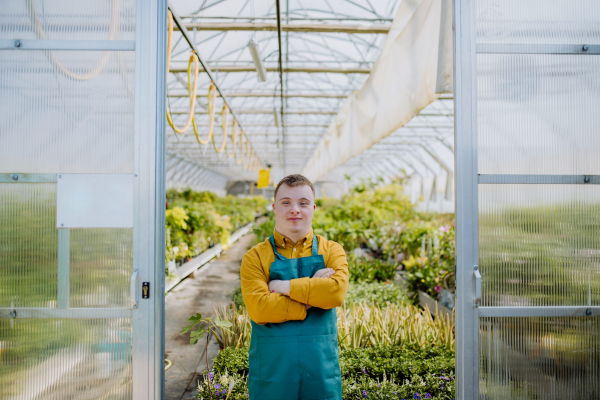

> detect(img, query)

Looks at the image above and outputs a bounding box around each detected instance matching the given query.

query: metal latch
[473,265,481,307]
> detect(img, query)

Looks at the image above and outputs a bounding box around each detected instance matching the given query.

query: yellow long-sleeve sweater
[240,229,349,325]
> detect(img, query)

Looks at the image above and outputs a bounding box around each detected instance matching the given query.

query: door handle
[473,265,481,307]
[131,269,139,309]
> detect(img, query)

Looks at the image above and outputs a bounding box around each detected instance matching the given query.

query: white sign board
[56,174,134,228]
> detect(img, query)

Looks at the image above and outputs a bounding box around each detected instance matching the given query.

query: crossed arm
[240,243,349,325]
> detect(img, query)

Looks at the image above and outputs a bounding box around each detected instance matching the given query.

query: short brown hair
[274,174,315,200]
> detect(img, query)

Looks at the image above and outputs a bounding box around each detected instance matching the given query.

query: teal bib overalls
[248,235,342,400]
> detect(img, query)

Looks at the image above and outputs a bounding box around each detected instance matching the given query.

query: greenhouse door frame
[0,1,166,399]
[132,0,167,398]
[454,1,600,399]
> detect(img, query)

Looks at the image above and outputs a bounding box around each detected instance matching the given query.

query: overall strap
[312,234,319,256]
[269,235,287,261]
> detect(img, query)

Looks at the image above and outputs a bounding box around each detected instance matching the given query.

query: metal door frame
[133,0,167,398]
[454,1,600,398]
[0,1,166,398]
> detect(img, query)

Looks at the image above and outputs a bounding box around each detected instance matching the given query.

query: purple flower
[362,368,367,374]
[414,393,420,399]
[215,384,221,389]
[363,389,368,398]
[425,394,432,399]
[378,384,381,387]
[434,285,441,293]
[208,372,214,380]
[215,390,219,395]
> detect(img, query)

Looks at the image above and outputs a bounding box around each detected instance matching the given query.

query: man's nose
[290,203,300,213]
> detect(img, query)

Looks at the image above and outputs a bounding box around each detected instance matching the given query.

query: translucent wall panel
[0,0,136,41]
[70,229,133,308]
[477,54,600,175]
[477,0,600,44]
[480,317,600,400]
[0,318,132,399]
[0,183,58,308]
[0,50,135,174]
[479,184,600,307]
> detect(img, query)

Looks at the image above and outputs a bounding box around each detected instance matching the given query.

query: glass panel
[70,229,133,308]
[0,50,135,174]
[477,0,600,44]
[0,0,136,41]
[477,54,600,175]
[480,317,600,400]
[0,183,58,308]
[479,184,600,307]
[0,318,132,399]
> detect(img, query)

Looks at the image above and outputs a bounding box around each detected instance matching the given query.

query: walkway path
[164,234,254,400]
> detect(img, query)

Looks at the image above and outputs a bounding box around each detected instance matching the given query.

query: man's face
[272,184,316,237]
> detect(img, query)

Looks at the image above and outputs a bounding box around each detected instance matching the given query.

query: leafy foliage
[403,224,455,303]
[198,344,455,400]
[344,282,407,306]
[348,256,398,283]
[165,188,267,264]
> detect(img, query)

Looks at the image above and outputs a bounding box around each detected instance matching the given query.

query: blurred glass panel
[0,318,132,399]
[70,229,133,308]
[477,0,600,44]
[0,50,135,174]
[0,183,58,308]
[480,317,600,400]
[479,184,600,307]
[477,53,600,175]
[0,0,136,40]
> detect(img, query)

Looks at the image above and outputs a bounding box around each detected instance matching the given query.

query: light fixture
[247,38,267,82]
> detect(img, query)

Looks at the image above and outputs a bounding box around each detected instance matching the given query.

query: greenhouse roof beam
[178,16,394,22]
[167,92,347,98]
[174,22,391,34]
[168,65,371,74]
[169,109,338,115]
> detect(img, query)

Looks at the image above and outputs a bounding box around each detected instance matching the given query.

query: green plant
[210,303,251,349]
[348,256,398,283]
[251,216,275,243]
[231,286,244,308]
[199,344,455,400]
[345,282,407,306]
[337,302,454,351]
[212,346,249,376]
[404,225,455,303]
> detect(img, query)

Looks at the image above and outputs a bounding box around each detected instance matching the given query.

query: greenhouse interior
[1,0,599,399]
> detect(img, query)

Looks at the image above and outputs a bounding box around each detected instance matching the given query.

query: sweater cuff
[289,277,310,305]
[286,298,307,321]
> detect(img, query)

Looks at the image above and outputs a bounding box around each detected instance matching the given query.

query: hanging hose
[166,11,199,134]
[213,104,228,153]
[166,53,199,134]
[226,119,238,158]
[236,131,245,165]
[244,140,251,170]
[192,83,216,144]
[26,0,119,81]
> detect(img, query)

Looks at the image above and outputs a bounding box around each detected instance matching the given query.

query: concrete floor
[164,234,254,400]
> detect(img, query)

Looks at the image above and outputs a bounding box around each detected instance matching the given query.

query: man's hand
[268,280,291,296]
[312,268,335,279]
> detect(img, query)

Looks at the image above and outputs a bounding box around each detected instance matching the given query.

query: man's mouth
[288,218,301,221]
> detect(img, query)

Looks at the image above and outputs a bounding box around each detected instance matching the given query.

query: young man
[241,174,349,400]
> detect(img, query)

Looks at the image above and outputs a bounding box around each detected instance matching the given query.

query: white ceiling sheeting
[166,0,455,206]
